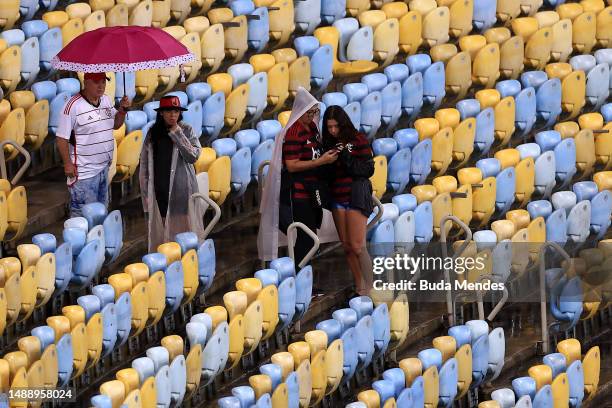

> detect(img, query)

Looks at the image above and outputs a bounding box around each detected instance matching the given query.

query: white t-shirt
[57,93,117,181]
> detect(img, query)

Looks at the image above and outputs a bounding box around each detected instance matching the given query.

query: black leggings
[291,200,319,269]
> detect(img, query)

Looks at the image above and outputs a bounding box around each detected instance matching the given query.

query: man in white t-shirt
[56,72,131,217]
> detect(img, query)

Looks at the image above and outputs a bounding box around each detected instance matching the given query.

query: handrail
[257,160,270,201]
[0,140,31,185]
[475,274,509,321]
[190,192,222,240]
[287,222,320,269]
[440,214,473,327]
[367,194,384,231]
[539,242,572,354]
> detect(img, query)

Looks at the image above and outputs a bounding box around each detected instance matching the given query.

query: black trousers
[291,200,319,269]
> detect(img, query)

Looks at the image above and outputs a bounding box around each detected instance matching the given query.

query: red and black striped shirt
[331,133,373,204]
[282,121,322,201]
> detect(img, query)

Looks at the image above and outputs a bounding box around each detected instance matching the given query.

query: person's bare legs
[346,209,371,295]
[332,208,364,293]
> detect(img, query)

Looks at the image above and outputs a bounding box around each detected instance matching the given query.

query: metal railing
[190,192,222,240]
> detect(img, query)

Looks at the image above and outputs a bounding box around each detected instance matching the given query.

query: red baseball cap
[84,72,110,82]
[154,95,187,111]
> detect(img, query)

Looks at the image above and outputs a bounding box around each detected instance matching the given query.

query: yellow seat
[18,266,36,322]
[156,64,180,95]
[596,6,612,47]
[449,0,473,38]
[455,344,472,398]
[114,131,144,182]
[347,0,371,16]
[310,350,327,406]
[288,341,311,368]
[372,18,400,68]
[0,0,19,30]
[125,263,148,285]
[431,128,453,176]
[101,380,126,408]
[507,209,531,230]
[223,83,249,135]
[399,11,423,55]
[492,220,515,241]
[472,177,496,227]
[42,10,69,28]
[201,24,225,75]
[47,315,70,343]
[479,402,501,408]
[115,369,140,396]
[295,359,312,407]
[4,351,27,380]
[146,271,165,326]
[314,26,378,77]
[257,285,279,340]
[235,278,262,304]
[23,99,50,151]
[305,330,328,357]
[409,0,436,15]
[388,294,409,352]
[581,0,605,12]
[399,357,423,387]
[85,313,103,368]
[0,288,5,335]
[0,358,8,393]
[445,52,472,100]
[0,108,25,161]
[161,335,183,362]
[288,56,311,96]
[472,43,500,88]
[358,389,380,408]
[184,16,210,36]
[26,361,44,407]
[90,0,114,12]
[250,374,272,400]
[514,158,535,207]
[208,156,231,205]
[185,345,202,398]
[493,97,516,145]
[134,69,158,103]
[130,282,149,337]
[271,352,294,380]
[272,382,289,407]
[227,315,245,369]
[152,0,171,28]
[499,36,525,79]
[459,34,487,60]
[268,0,295,46]
[62,18,84,48]
[169,0,191,24]
[529,364,553,389]
[204,305,228,330]
[195,147,216,174]
[435,108,461,129]
[423,366,440,408]
[430,43,458,64]
[17,243,40,272]
[475,89,500,109]
[140,376,157,408]
[106,4,129,26]
[108,273,133,300]
[484,27,511,45]
[324,339,343,395]
[0,192,7,242]
[457,167,482,187]
[549,19,573,63]
[494,149,520,170]
[583,346,600,399]
[181,249,198,304]
[594,171,612,191]
[122,389,142,408]
[243,300,263,355]
[560,70,586,120]
[34,253,55,308]
[224,291,247,321]
[224,15,248,64]
[575,129,596,179]
[511,228,530,276]
[551,373,570,407]
[557,338,582,365]
[497,0,520,22]
[84,10,106,31]
[415,118,440,141]
[9,367,27,408]
[432,192,453,237]
[265,62,290,114]
[370,155,388,199]
[191,0,214,15]
[572,11,597,54]
[555,121,580,138]
[129,0,153,26]
[433,336,457,362]
[70,322,88,378]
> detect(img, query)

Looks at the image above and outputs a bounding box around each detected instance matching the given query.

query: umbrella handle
[123,72,126,98]
[180,65,185,83]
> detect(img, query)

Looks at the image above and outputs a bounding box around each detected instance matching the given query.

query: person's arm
[113,96,131,130]
[56,105,76,178]
[168,124,201,164]
[285,149,338,173]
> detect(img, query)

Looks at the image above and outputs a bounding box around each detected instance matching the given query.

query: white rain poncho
[257,87,339,261]
[139,122,206,252]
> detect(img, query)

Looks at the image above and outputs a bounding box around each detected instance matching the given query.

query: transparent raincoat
[257,87,339,261]
[139,122,206,252]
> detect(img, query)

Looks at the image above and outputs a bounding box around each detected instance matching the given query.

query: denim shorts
[332,201,356,211]
[68,168,109,217]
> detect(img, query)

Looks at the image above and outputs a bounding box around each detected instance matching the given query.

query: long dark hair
[322,105,359,150]
[151,110,184,141]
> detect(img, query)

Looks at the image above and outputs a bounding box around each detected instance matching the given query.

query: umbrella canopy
[51,26,195,73]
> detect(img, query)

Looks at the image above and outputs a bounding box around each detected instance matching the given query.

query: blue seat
[566,360,584,408]
[115,71,136,101]
[534,151,556,198]
[22,20,48,39]
[533,385,553,408]
[54,243,72,295]
[93,284,115,309]
[204,322,229,382]
[19,0,39,21]
[197,239,216,292]
[248,7,270,52]
[570,55,609,109]
[401,72,424,121]
[153,366,171,407]
[257,120,282,142]
[71,239,100,288]
[191,313,213,341]
[371,303,391,356]
[294,266,313,321]
[343,82,369,103]
[349,295,373,319]
[260,363,282,390]
[100,303,117,357]
[295,36,320,58]
[165,261,185,313]
[373,379,395,406]
[316,319,343,343]
[492,241,512,282]
[476,158,501,178]
[33,233,56,254]
[143,101,160,122]
[573,181,598,202]
[422,61,446,109]
[321,0,345,25]
[39,28,62,72]
[31,326,54,351]
[332,308,357,331]
[77,295,101,321]
[310,45,334,90]
[115,293,131,347]
[396,387,413,407]
[143,252,167,274]
[370,219,395,256]
[387,148,411,194]
[255,269,279,288]
[513,377,537,401]
[410,376,425,408]
[491,388,515,408]
[56,334,73,387]
[393,128,419,150]
[517,143,542,160]
[213,137,237,158]
[125,110,148,134]
[235,129,261,153]
[383,368,406,399]
[91,395,112,408]
[475,107,495,154]
[466,320,489,342]
[246,72,268,123]
[147,346,169,372]
[186,82,211,103]
[49,92,71,134]
[496,167,515,214]
[355,315,375,368]
[594,49,612,92]
[343,102,361,129]
[202,91,225,141]
[65,216,88,232]
[552,191,577,214]
[418,348,442,371]
[527,200,553,220]
[56,78,80,96]
[488,328,505,381]
[186,322,207,349]
[448,325,471,348]
[340,327,358,383]
[20,37,40,87]
[295,0,321,35]
[567,200,591,243]
[472,334,490,386]
[219,396,242,408]
[175,232,198,254]
[414,201,433,243]
[322,92,348,108]
[232,386,256,408]
[589,191,612,239]
[231,0,255,16]
[392,194,417,214]
[410,139,432,185]
[515,395,533,408]
[394,211,416,252]
[385,64,409,84]
[286,371,299,408]
[230,147,252,197]
[474,230,496,251]
[103,210,123,264]
[277,277,296,330]
[543,353,566,378]
[514,87,537,137]
[472,0,496,31]
[439,358,458,407]
[255,394,272,408]
[81,202,107,229]
[132,357,155,383]
[496,80,522,98]
[552,138,577,183]
[550,276,583,330]
[602,103,612,122]
[457,98,481,120]
[183,101,203,138]
[362,73,388,92]
[32,80,56,101]
[536,79,563,128]
[252,140,274,182]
